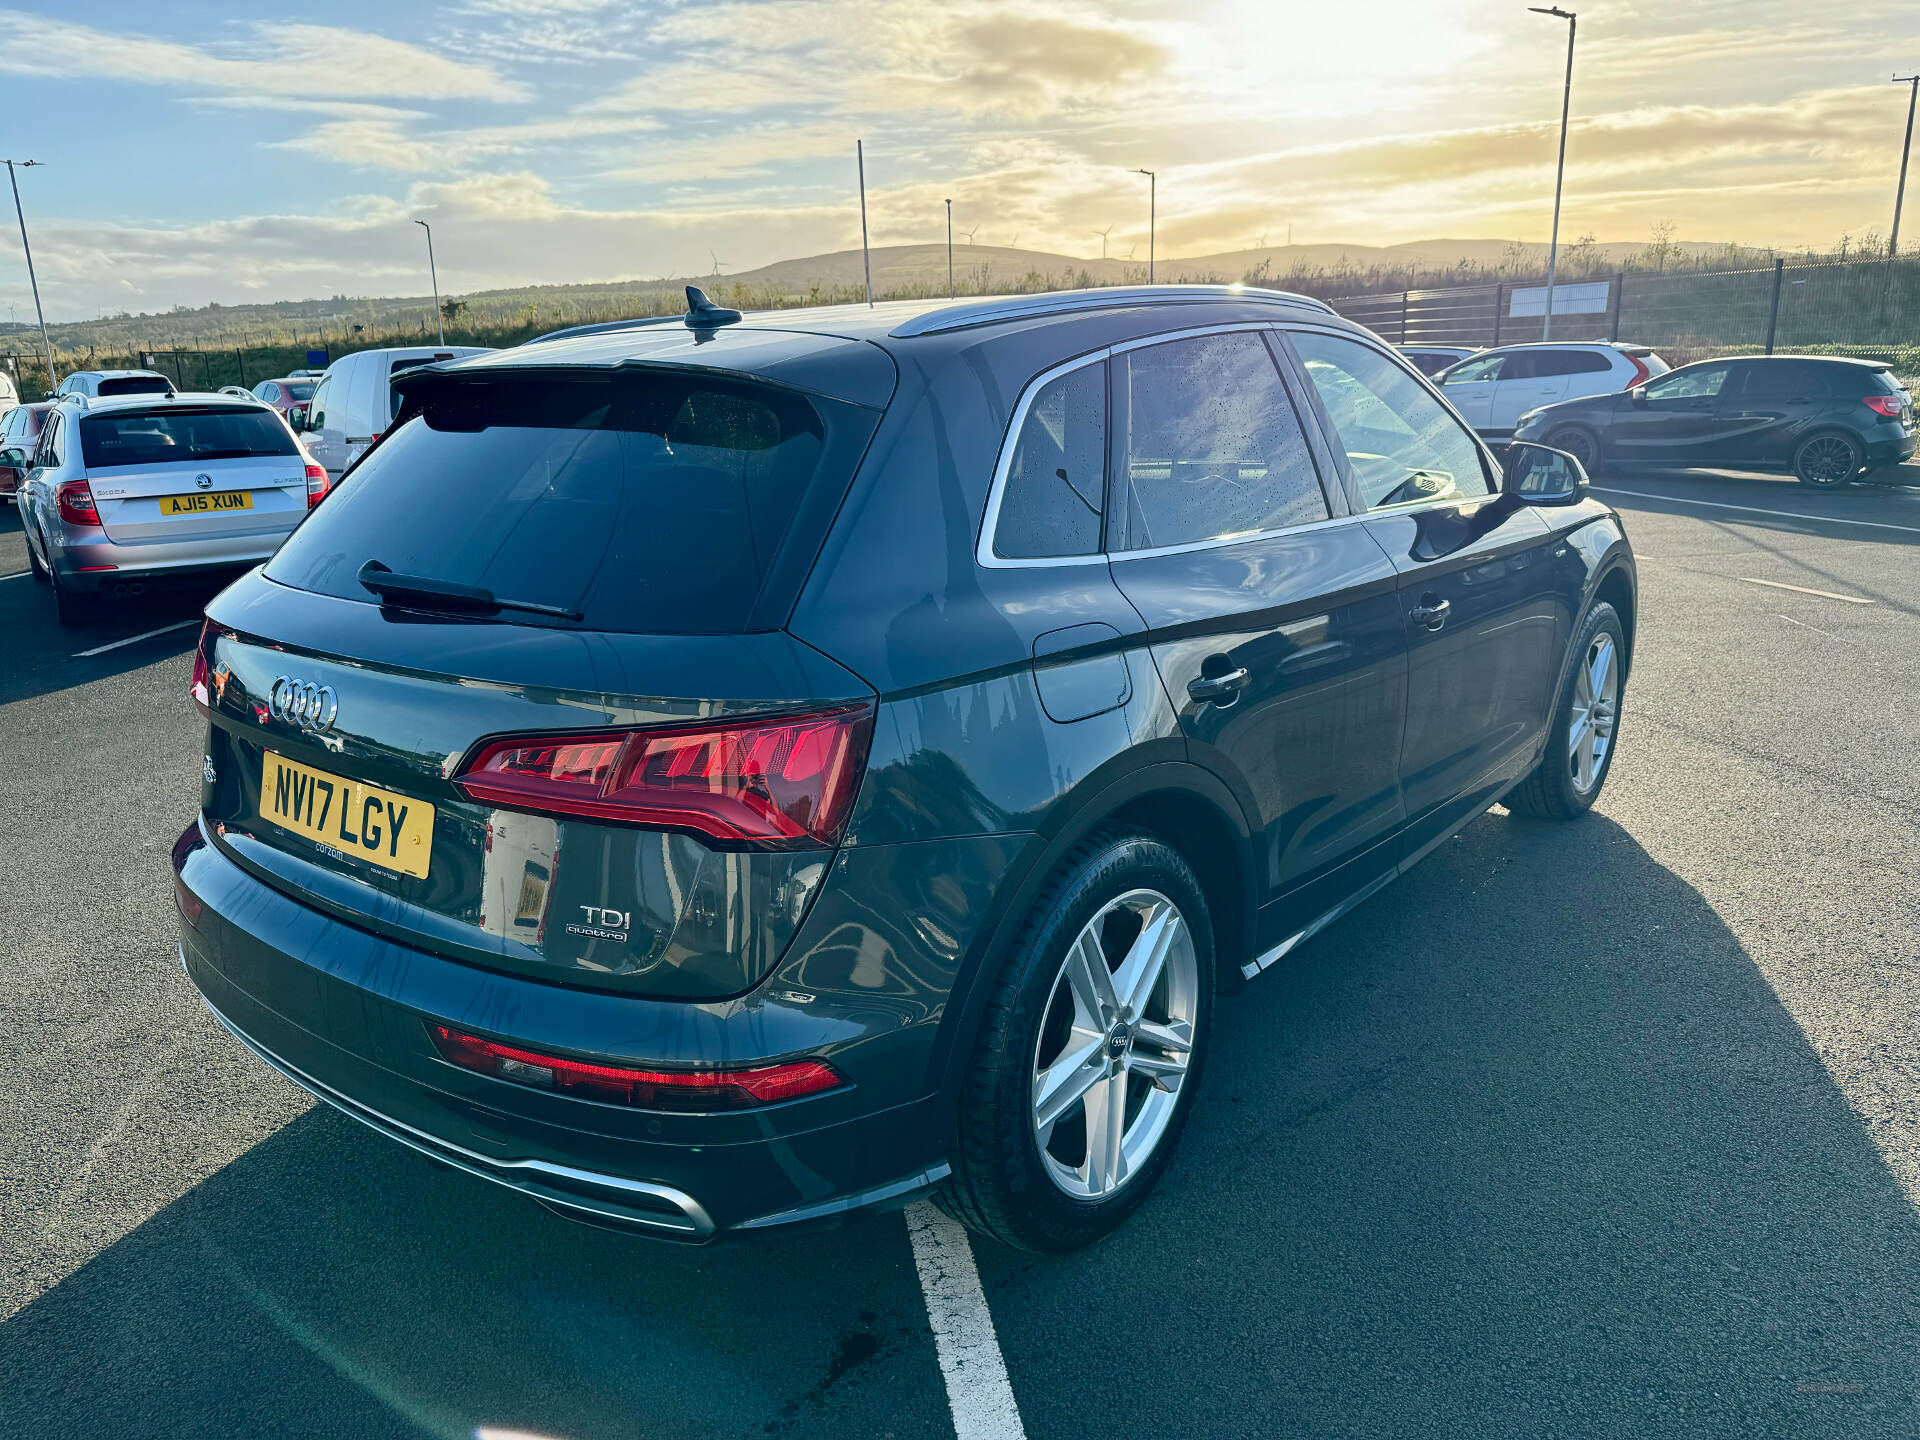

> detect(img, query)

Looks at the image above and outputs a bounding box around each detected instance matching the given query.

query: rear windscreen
[283,381,316,401]
[264,371,876,634]
[79,407,298,469]
[96,376,172,397]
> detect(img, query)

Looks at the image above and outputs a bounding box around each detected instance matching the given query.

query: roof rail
[888,284,1336,339]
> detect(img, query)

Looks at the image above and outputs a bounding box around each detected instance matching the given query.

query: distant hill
[0,236,1780,362]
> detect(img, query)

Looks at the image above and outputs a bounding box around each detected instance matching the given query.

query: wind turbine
[963,224,980,245]
[1127,243,1138,260]
[708,249,727,277]
[1094,224,1113,259]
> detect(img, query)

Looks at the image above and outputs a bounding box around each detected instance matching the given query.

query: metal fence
[1328,255,1920,381]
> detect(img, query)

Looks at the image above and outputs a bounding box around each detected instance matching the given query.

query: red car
[249,377,318,417]
[0,401,49,501]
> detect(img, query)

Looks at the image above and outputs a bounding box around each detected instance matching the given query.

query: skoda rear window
[96,375,172,396]
[264,371,876,634]
[78,406,298,468]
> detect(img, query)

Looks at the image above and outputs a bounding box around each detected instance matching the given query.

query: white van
[297,345,490,476]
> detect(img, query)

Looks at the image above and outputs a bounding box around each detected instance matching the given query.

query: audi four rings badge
[267,676,338,733]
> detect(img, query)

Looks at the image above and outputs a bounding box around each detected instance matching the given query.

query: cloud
[0,12,528,102]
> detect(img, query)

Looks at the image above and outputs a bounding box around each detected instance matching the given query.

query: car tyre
[937,829,1214,1253]
[1793,431,1862,488]
[1507,601,1625,820]
[26,523,49,583]
[49,560,96,626]
[1544,424,1603,477]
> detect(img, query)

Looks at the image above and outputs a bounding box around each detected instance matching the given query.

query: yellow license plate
[159,490,253,516]
[260,751,434,879]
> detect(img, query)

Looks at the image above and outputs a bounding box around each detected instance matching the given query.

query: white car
[55,369,176,400]
[293,345,490,477]
[1435,342,1669,444]
[1399,345,1479,378]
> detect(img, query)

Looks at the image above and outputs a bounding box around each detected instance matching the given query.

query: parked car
[20,392,327,623]
[1399,344,1478,377]
[294,346,490,477]
[55,368,175,399]
[286,368,327,379]
[0,399,48,503]
[1515,354,1916,487]
[175,284,1636,1253]
[0,367,20,419]
[251,377,317,418]
[1436,342,1669,444]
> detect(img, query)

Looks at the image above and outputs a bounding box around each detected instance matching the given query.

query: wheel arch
[1592,560,1636,679]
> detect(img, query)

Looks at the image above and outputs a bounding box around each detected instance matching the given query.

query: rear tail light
[1864,395,1905,418]
[426,1024,844,1110]
[304,463,331,508]
[1622,355,1651,388]
[189,621,214,713]
[55,478,98,525]
[453,704,875,848]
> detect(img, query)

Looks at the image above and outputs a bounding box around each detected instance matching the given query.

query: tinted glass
[79,407,296,469]
[1740,362,1830,398]
[1526,350,1612,377]
[1646,364,1730,399]
[1115,332,1328,550]
[284,380,316,401]
[995,362,1105,558]
[96,375,172,397]
[1291,330,1492,511]
[266,372,872,635]
[1442,354,1504,384]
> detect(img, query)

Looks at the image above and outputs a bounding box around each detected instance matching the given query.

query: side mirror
[1628,386,1648,406]
[0,447,26,470]
[287,403,310,432]
[1502,441,1587,505]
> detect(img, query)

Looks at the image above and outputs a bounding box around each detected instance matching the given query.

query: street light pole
[414,219,444,345]
[945,197,954,298]
[1529,6,1576,339]
[1135,168,1156,282]
[1891,74,1919,257]
[4,160,56,397]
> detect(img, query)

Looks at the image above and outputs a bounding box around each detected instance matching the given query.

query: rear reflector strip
[427,1024,843,1110]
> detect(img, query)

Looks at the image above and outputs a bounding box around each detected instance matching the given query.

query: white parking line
[1739,577,1873,604]
[0,569,28,581]
[73,618,200,658]
[905,1201,1027,1440]
[1591,485,1920,536]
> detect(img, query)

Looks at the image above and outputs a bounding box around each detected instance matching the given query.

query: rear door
[78,405,307,543]
[1488,351,1572,435]
[1436,351,1505,430]
[1609,361,1736,467]
[1285,327,1565,855]
[1713,360,1835,464]
[1103,328,1409,949]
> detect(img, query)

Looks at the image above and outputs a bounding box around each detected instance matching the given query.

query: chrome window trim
[977,322,1342,570]
[892,284,1334,340]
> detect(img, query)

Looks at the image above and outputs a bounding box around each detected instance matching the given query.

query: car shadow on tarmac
[2,814,1917,1438]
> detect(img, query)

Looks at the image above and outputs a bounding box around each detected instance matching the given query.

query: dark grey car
[175,285,1637,1251]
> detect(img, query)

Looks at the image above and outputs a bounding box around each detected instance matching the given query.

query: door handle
[1187,667,1250,704]
[1409,596,1451,631]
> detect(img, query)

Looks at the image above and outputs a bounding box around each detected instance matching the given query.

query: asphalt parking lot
[5,464,1920,1439]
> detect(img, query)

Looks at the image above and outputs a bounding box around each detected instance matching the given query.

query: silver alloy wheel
[1799,434,1858,485]
[1568,631,1619,794]
[1030,887,1199,1200]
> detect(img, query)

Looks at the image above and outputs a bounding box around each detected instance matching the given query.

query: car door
[306,372,343,476]
[1488,351,1572,437]
[1285,327,1565,859]
[1713,360,1835,466]
[1608,360,1736,468]
[1436,351,1505,430]
[1101,328,1410,958]
[344,354,383,471]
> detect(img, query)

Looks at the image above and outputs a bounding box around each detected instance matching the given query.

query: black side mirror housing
[1502,441,1587,505]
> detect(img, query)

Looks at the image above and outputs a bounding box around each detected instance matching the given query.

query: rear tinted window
[1740,362,1833,398]
[266,372,875,635]
[283,380,316,401]
[96,375,172,397]
[994,362,1106,558]
[78,406,296,468]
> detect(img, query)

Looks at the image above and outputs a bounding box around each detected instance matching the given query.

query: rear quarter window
[265,371,878,635]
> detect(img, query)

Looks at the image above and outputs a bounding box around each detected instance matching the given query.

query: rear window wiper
[356,559,583,621]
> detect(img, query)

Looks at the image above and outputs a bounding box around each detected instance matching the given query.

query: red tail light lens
[426,1024,843,1110]
[189,620,214,713]
[1622,355,1650,388]
[1864,395,1905,418]
[453,704,874,848]
[304,463,331,508]
[56,478,99,526]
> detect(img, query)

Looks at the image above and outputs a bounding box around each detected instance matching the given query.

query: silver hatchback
[20,392,325,624]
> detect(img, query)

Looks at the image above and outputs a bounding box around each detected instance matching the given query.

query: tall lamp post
[1891,73,1919,257]
[414,219,444,344]
[1134,168,1156,283]
[4,160,56,397]
[1529,6,1576,339]
[945,197,954,298]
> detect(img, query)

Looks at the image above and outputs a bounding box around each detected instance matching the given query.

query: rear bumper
[174,818,983,1240]
[52,526,286,591]
[1863,428,1916,467]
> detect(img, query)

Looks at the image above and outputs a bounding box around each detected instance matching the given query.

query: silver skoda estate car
[21,391,328,624]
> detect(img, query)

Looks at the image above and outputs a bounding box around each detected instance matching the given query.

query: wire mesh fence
[1328,255,1920,383]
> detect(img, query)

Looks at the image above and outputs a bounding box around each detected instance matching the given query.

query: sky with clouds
[0,0,1913,319]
